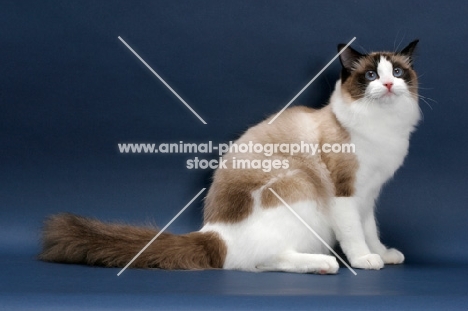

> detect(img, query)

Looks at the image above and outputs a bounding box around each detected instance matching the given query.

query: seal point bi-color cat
[40,40,420,274]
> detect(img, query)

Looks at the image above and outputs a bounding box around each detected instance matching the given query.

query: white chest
[351,127,410,199]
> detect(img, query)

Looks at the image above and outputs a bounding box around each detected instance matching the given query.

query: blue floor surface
[1,253,467,310]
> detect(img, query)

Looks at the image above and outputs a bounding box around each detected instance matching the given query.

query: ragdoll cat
[39,40,420,274]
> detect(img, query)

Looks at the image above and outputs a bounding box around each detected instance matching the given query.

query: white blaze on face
[365,56,408,99]
[377,56,394,87]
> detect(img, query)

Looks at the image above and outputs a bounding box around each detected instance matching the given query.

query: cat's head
[338,40,419,102]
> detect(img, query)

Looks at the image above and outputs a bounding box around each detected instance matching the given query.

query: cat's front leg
[330,197,384,270]
[362,209,405,265]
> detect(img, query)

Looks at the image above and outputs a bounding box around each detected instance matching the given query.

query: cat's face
[338,41,419,103]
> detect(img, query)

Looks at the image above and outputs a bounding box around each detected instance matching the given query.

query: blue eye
[393,67,404,77]
[365,70,377,81]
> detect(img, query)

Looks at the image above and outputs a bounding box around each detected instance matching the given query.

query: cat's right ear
[399,39,419,66]
[338,44,364,72]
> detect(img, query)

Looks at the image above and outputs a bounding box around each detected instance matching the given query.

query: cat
[39,40,420,274]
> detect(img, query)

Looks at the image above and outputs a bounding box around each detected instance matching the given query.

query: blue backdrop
[1,1,467,309]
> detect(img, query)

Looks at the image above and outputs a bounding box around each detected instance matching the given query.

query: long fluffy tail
[39,213,227,270]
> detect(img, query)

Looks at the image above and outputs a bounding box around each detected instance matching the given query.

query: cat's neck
[330,81,420,142]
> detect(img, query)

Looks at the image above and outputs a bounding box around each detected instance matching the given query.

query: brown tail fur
[39,213,227,270]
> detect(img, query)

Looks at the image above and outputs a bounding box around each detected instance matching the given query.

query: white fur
[200,57,419,274]
[201,191,334,272]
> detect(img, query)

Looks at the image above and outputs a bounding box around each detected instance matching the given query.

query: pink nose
[384,82,393,91]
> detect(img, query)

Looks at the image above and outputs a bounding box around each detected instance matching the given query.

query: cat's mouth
[367,88,404,102]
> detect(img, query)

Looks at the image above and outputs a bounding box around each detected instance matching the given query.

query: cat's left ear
[399,39,419,65]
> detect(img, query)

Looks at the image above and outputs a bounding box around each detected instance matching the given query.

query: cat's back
[238,105,332,145]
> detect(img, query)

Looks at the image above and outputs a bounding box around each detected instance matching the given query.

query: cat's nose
[383,82,393,91]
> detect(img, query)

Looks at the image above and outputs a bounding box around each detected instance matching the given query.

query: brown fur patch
[39,213,227,269]
[317,106,358,196]
[203,105,357,222]
[260,165,328,208]
[204,166,268,223]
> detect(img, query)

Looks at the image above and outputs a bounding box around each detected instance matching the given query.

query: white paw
[381,248,405,264]
[316,256,339,274]
[351,254,384,270]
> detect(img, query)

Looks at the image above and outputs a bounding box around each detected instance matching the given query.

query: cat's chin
[378,93,398,103]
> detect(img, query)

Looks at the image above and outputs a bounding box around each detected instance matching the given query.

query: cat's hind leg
[255,251,339,274]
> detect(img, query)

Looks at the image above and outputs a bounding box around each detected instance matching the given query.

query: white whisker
[408,91,437,110]
[394,30,406,53]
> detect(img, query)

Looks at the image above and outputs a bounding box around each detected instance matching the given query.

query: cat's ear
[399,39,419,65]
[338,44,364,72]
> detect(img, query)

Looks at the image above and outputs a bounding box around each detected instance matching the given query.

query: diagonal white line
[117,188,206,276]
[118,36,207,125]
[268,37,356,124]
[268,188,357,275]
